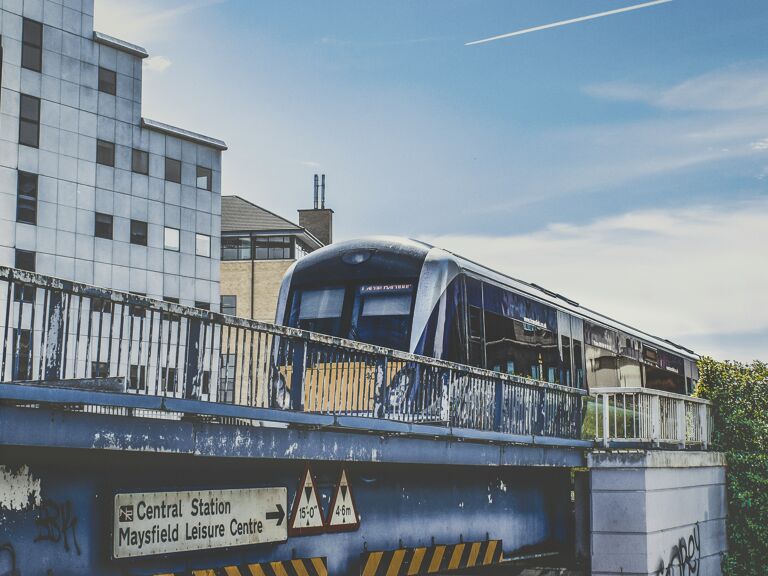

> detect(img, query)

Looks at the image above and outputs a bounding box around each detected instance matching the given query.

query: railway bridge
[0,267,727,575]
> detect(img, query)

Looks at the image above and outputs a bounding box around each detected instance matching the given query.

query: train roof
[296,236,698,361]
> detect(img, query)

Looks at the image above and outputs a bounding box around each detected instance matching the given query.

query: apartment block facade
[0,0,226,310]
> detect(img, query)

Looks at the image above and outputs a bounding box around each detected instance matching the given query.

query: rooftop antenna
[321,174,326,209]
[313,174,319,209]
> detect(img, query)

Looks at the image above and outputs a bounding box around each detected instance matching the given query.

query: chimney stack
[299,174,334,246]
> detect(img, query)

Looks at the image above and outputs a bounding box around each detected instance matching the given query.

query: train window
[349,287,413,351]
[295,287,345,337]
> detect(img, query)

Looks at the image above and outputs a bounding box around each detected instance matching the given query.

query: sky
[94,0,768,363]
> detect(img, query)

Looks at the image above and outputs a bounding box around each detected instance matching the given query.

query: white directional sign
[326,469,359,532]
[288,468,325,535]
[113,487,287,558]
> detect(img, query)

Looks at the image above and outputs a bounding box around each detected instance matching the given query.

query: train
[275,237,698,395]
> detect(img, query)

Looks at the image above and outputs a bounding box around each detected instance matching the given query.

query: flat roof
[93,31,148,59]
[141,118,228,151]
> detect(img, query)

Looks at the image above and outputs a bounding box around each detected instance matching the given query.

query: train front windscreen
[287,282,416,351]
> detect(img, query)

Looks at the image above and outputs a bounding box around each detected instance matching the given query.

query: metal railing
[0,267,587,442]
[587,387,711,449]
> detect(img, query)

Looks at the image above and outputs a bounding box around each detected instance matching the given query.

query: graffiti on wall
[33,499,81,556]
[655,522,701,576]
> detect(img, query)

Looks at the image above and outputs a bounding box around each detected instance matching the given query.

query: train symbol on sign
[118,505,134,522]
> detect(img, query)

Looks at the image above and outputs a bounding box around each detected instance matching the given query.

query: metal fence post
[677,399,686,448]
[700,404,709,450]
[601,393,610,448]
[651,394,660,446]
[493,379,503,432]
[373,356,388,418]
[289,340,307,411]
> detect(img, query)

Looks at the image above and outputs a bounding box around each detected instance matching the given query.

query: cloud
[584,66,768,111]
[94,0,225,45]
[751,138,768,151]
[420,199,768,363]
[143,55,172,73]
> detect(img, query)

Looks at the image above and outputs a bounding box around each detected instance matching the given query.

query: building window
[195,301,210,311]
[195,233,210,257]
[163,227,179,251]
[162,367,177,393]
[221,295,237,316]
[92,298,112,314]
[165,157,181,183]
[129,292,146,317]
[132,149,149,175]
[96,139,115,167]
[94,212,113,240]
[21,18,43,72]
[196,166,212,191]
[219,354,235,403]
[19,94,40,148]
[221,236,251,260]
[15,248,35,272]
[12,328,33,381]
[130,219,147,246]
[91,361,109,378]
[16,171,38,225]
[98,67,116,95]
[14,249,36,303]
[254,235,293,260]
[129,364,146,391]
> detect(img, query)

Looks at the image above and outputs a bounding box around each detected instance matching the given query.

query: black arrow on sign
[266,504,285,526]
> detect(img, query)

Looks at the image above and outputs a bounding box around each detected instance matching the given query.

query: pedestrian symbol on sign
[288,467,325,536]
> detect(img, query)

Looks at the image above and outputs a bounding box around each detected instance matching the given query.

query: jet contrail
[466,0,674,46]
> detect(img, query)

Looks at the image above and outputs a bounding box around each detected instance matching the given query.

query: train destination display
[113,488,287,558]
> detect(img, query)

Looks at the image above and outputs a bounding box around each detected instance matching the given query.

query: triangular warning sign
[288,467,325,536]
[326,469,360,532]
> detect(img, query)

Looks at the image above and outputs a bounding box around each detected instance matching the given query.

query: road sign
[326,469,359,532]
[113,487,287,558]
[288,467,325,536]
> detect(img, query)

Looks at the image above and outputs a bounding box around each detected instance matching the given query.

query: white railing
[588,387,711,449]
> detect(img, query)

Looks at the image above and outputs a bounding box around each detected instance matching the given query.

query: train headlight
[341,249,372,265]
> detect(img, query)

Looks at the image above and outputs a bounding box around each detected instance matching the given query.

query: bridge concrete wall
[587,451,727,576]
[0,409,576,576]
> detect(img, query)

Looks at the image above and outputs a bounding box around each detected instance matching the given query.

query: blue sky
[96,0,768,362]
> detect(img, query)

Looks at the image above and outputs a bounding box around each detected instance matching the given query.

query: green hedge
[696,357,768,576]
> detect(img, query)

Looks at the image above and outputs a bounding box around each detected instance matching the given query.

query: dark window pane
[98,67,116,95]
[129,364,146,391]
[221,295,237,316]
[21,19,42,72]
[94,212,113,239]
[15,249,35,272]
[194,301,210,311]
[92,298,112,314]
[16,171,37,225]
[132,149,148,174]
[165,157,181,183]
[19,95,40,148]
[96,139,115,166]
[14,249,36,303]
[196,166,212,190]
[91,361,109,378]
[130,219,147,246]
[13,328,33,380]
[162,296,180,321]
[129,292,146,317]
[162,367,177,393]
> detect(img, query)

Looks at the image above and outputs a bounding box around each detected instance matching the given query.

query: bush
[696,357,768,576]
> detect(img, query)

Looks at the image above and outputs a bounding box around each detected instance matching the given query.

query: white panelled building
[0,0,226,310]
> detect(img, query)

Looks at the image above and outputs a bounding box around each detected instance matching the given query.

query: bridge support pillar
[586,450,727,576]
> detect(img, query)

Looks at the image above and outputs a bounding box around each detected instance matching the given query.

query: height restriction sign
[326,469,359,532]
[288,467,325,536]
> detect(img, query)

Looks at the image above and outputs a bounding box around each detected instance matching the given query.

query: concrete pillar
[588,451,727,576]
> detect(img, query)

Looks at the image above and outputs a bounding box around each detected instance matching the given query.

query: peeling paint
[0,465,41,511]
[284,442,299,456]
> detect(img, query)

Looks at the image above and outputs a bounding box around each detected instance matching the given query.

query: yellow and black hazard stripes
[154,556,327,576]
[360,540,503,576]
